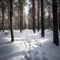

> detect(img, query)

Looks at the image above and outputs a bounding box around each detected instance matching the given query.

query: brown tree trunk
[48,6,51,29]
[7,0,10,30]
[37,0,40,32]
[32,0,35,33]
[19,0,23,32]
[1,0,4,32]
[18,3,20,29]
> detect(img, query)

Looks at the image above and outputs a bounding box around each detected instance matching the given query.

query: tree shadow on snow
[0,32,11,45]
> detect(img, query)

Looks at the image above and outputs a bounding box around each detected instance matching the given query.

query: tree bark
[48,6,51,29]
[41,0,45,37]
[52,0,59,46]
[19,0,23,33]
[18,3,20,29]
[58,0,60,30]
[32,0,35,33]
[10,0,14,42]
[37,0,40,32]
[1,0,4,32]
[7,0,10,30]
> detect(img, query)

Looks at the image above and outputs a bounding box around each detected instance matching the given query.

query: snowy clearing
[0,29,60,60]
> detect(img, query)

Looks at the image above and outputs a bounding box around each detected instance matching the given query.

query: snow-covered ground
[0,29,60,60]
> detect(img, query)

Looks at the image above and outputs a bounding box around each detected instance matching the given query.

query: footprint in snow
[36,43,42,48]
[35,57,41,60]
[24,53,31,60]
[55,50,60,55]
[34,51,42,60]
[28,50,31,54]
[34,51,39,55]
[39,43,42,47]
[42,52,47,55]
[42,56,48,60]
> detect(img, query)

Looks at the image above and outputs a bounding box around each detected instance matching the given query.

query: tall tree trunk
[52,0,59,46]
[32,0,35,33]
[7,0,10,30]
[1,0,4,32]
[59,0,60,30]
[21,1,23,32]
[48,6,51,29]
[18,3,20,29]
[41,0,45,37]
[37,0,40,32]
[19,0,23,33]
[10,0,14,42]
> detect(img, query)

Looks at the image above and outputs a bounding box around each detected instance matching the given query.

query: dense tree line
[0,0,60,45]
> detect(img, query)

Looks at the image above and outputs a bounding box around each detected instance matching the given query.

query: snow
[0,29,60,60]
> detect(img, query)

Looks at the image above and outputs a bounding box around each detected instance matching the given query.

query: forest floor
[0,29,60,60]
